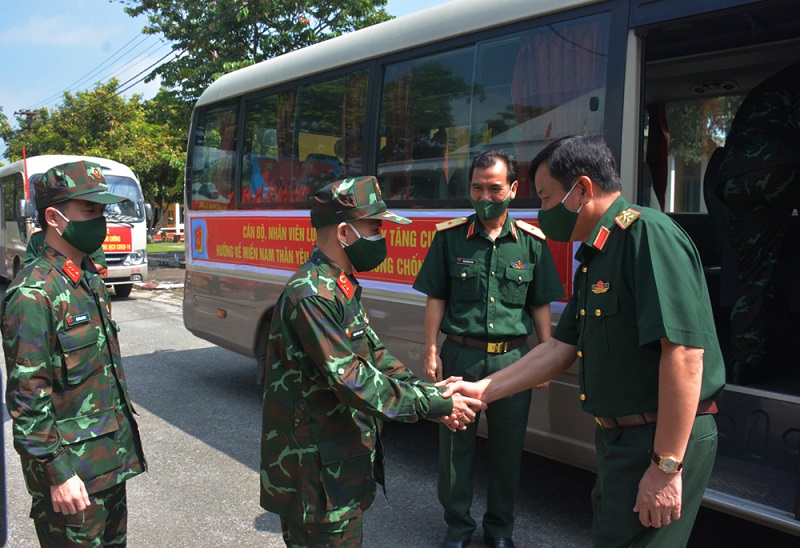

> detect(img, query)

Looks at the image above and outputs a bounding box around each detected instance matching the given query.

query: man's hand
[438,378,487,402]
[633,465,683,528]
[51,475,90,515]
[437,382,487,431]
[423,351,442,382]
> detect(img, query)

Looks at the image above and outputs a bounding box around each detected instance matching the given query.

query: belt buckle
[487,341,508,353]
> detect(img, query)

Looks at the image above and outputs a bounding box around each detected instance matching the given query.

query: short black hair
[529,135,622,193]
[469,150,518,185]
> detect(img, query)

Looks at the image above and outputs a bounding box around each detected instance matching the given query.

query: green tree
[123,0,392,101]
[1,81,186,230]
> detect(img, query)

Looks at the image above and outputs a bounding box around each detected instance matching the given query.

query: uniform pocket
[500,266,533,305]
[583,293,619,357]
[449,262,482,302]
[56,407,123,482]
[57,325,102,386]
[318,433,375,511]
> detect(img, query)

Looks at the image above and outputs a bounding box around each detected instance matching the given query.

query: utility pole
[14,109,40,130]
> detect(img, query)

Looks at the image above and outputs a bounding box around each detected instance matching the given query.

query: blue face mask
[537,182,582,241]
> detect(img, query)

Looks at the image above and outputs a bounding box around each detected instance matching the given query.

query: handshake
[434,376,487,432]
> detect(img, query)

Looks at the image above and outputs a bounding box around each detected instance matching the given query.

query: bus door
[635,0,800,531]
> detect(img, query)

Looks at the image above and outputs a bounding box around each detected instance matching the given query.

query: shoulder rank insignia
[62,258,82,284]
[336,271,355,300]
[615,208,642,230]
[591,280,610,294]
[593,226,612,250]
[514,219,546,240]
[435,217,468,232]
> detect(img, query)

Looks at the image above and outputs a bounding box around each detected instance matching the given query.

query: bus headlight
[123,251,147,266]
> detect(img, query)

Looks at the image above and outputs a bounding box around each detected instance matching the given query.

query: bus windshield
[104,176,144,223]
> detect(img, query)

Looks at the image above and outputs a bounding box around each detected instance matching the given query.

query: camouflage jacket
[260,246,452,524]
[1,245,145,500]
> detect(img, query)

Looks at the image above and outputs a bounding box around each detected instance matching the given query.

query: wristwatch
[651,452,683,473]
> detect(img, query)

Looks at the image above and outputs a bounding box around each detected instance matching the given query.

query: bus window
[241,69,369,207]
[378,47,475,201]
[474,13,610,201]
[641,96,742,212]
[296,70,368,197]
[242,90,298,206]
[189,101,237,210]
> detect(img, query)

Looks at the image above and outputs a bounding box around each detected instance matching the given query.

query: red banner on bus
[103,225,133,253]
[190,214,572,297]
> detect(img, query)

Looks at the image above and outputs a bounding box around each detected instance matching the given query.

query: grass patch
[147,242,185,253]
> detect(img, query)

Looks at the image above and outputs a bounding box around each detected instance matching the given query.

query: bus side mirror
[17,199,35,218]
[145,203,153,222]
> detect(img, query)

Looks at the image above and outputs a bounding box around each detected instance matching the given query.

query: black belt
[446,334,527,354]
[594,400,718,430]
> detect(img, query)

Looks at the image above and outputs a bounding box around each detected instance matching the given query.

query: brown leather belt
[446,334,527,354]
[594,400,718,430]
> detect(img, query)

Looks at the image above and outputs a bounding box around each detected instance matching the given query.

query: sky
[0,0,451,158]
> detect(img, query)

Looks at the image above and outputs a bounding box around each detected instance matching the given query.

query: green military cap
[310,176,411,228]
[34,161,125,209]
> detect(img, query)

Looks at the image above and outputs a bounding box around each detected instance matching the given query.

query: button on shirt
[413,215,564,339]
[553,196,726,417]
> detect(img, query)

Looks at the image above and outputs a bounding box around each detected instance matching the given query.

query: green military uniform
[25,229,108,268]
[714,60,800,381]
[553,196,725,546]
[1,161,146,545]
[413,214,564,541]
[260,176,454,547]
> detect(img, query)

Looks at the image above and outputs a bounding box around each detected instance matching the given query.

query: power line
[26,34,169,112]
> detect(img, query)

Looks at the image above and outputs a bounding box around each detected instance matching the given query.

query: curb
[133,282,184,291]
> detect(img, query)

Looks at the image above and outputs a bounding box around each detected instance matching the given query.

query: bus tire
[115,283,133,298]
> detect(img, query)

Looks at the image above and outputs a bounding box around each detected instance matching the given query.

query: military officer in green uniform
[413,150,565,548]
[260,176,485,548]
[2,161,146,545]
[444,136,725,547]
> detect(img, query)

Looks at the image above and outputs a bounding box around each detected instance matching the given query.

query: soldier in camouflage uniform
[260,176,484,548]
[715,61,800,384]
[2,161,146,546]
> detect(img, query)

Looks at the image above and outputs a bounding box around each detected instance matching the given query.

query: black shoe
[484,536,515,548]
[730,360,768,385]
[441,538,470,548]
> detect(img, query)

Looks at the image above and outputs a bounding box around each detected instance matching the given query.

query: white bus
[182,0,800,535]
[0,155,151,296]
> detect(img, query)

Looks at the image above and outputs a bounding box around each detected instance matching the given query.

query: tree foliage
[123,0,392,101]
[1,81,186,225]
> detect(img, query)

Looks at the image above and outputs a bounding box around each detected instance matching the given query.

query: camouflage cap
[34,161,125,209]
[310,176,411,228]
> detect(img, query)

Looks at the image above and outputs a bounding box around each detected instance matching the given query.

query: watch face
[660,457,679,473]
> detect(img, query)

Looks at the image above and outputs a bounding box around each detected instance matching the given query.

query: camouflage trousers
[32,482,128,547]
[721,164,800,365]
[279,512,363,548]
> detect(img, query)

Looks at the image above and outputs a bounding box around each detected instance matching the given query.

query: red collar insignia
[336,272,355,300]
[63,258,82,284]
[593,226,611,250]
